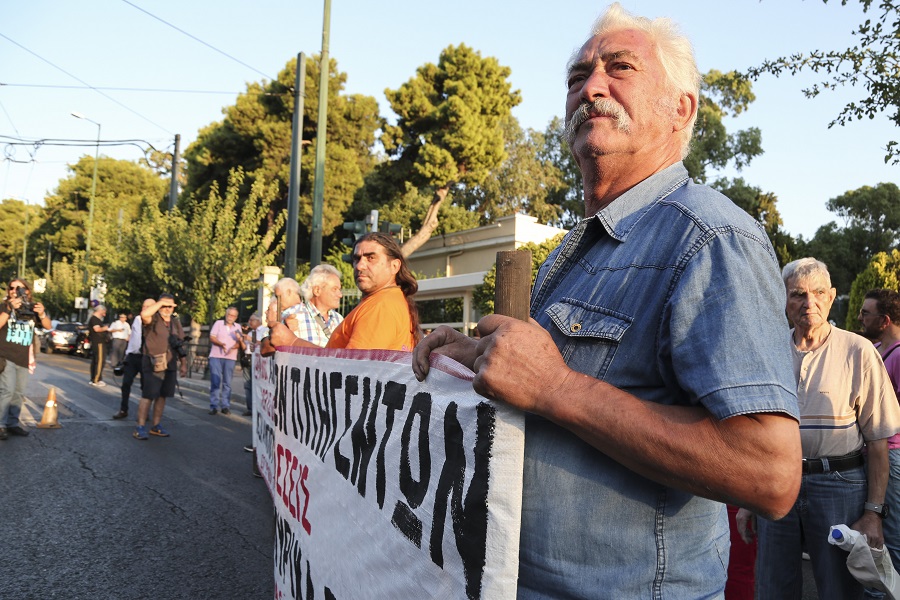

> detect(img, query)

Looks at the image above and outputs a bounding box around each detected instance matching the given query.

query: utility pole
[285,52,307,278]
[310,0,332,268]
[168,133,181,211]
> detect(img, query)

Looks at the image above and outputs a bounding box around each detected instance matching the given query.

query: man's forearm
[866,438,890,505]
[543,378,801,519]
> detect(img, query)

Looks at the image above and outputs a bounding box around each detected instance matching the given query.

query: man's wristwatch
[865,502,890,518]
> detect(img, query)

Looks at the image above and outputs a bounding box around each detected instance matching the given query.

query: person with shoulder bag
[132,293,187,441]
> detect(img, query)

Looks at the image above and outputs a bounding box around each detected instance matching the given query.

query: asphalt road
[0,351,273,599]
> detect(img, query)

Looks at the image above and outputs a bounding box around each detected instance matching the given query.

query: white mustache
[563,98,632,146]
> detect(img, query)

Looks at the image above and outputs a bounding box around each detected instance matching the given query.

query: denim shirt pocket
[545,299,632,380]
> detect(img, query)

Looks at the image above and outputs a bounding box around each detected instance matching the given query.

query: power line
[121,0,276,82]
[1,134,163,162]
[0,82,288,97]
[0,32,174,135]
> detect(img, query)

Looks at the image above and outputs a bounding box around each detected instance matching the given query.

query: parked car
[40,322,87,355]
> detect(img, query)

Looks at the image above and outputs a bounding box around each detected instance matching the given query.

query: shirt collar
[590,162,690,243]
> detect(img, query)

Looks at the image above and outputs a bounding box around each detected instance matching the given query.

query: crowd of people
[5,3,900,598]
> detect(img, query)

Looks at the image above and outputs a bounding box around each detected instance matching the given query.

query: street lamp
[71,111,100,293]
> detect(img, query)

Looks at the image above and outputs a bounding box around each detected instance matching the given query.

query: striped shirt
[793,326,900,458]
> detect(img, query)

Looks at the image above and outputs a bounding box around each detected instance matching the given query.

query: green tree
[827,182,900,251]
[804,183,900,295]
[183,54,381,253]
[455,118,565,226]
[0,199,44,275]
[105,170,285,323]
[39,259,83,321]
[473,233,566,315]
[31,156,168,274]
[542,117,584,228]
[684,70,764,183]
[747,0,900,163]
[846,249,900,329]
[379,44,521,256]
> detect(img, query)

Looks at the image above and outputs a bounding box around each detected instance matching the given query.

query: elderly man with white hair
[739,258,900,600]
[278,265,344,348]
[410,4,801,597]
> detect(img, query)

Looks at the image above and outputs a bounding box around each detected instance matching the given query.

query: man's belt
[802,451,864,474]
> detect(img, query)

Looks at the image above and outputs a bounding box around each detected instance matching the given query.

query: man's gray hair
[572,2,701,158]
[274,277,301,296]
[300,264,342,302]
[782,257,832,288]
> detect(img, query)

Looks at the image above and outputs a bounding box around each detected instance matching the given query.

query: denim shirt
[518,163,799,599]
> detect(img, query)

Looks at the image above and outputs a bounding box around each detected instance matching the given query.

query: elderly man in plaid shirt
[276,265,344,348]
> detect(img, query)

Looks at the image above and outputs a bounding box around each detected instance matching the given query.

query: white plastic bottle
[829,524,864,551]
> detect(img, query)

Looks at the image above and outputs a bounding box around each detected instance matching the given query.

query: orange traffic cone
[36,387,61,429]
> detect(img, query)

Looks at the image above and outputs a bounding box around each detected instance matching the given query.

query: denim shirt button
[570,323,582,333]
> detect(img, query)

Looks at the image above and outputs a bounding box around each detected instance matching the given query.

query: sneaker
[208,408,218,415]
[221,408,231,415]
[242,410,252,416]
[133,425,148,440]
[149,424,169,437]
[243,445,254,453]
[89,381,107,387]
[0,427,7,441]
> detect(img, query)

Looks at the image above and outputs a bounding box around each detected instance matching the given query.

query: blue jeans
[0,362,29,428]
[208,357,235,409]
[757,465,867,600]
[882,449,900,571]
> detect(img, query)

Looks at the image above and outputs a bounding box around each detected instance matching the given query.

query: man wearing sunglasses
[0,279,52,440]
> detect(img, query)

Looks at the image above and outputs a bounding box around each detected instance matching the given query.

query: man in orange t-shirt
[270,232,420,351]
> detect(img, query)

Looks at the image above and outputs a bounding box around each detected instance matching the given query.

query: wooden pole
[494,250,532,322]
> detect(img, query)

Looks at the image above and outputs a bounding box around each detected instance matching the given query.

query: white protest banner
[252,347,525,600]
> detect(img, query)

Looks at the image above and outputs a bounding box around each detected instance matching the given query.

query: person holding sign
[412,4,801,598]
[270,233,420,352]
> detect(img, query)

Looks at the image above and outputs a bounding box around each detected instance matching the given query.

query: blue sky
[1,0,897,241]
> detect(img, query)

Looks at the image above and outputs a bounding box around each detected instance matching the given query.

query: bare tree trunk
[400,186,449,258]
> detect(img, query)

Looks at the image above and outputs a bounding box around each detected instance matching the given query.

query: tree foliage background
[4,24,899,328]
[847,249,900,329]
[105,169,284,324]
[183,54,381,258]
[747,0,900,163]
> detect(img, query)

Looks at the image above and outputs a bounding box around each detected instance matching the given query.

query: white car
[40,322,83,354]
